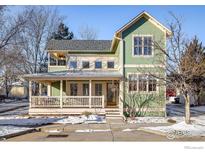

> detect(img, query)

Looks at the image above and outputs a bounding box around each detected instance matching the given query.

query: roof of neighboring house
[24,70,123,79]
[46,40,112,51]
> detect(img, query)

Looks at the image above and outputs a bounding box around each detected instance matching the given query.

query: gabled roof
[46,40,112,51]
[115,11,172,37]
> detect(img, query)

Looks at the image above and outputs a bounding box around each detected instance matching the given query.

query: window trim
[127,73,158,93]
[132,35,154,57]
[107,61,115,69]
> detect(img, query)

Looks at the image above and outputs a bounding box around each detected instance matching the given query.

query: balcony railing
[30,96,104,108]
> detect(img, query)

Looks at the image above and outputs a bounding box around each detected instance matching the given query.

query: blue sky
[12,5,205,43]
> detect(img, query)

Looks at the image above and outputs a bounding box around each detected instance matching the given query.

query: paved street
[0,99,29,116]
[166,103,205,117]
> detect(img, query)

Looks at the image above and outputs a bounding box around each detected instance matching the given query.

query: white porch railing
[31,96,60,108]
[30,96,104,108]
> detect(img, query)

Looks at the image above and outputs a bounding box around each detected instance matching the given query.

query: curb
[0,128,36,140]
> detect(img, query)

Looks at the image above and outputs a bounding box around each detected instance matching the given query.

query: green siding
[122,17,166,65]
[51,81,66,96]
[122,17,166,116]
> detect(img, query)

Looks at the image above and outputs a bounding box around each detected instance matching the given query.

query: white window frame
[132,35,154,57]
[127,73,159,93]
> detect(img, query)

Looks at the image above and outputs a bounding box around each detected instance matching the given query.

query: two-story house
[24,11,171,117]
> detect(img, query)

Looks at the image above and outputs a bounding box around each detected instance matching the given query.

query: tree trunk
[184,94,191,124]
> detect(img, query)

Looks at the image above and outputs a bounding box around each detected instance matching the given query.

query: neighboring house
[24,11,171,117]
[0,80,28,99]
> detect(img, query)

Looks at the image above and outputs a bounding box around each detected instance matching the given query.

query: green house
[24,11,171,117]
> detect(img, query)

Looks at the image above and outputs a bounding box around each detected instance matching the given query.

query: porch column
[29,80,32,108]
[60,80,63,108]
[47,84,51,96]
[119,80,124,116]
[39,83,42,96]
[89,80,92,108]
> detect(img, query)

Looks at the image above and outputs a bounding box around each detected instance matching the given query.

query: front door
[107,82,118,106]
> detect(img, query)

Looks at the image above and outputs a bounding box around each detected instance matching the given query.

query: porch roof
[24,70,123,80]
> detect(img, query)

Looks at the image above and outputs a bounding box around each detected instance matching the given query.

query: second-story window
[82,61,90,69]
[133,36,153,56]
[50,57,57,66]
[69,61,77,69]
[107,61,114,69]
[95,61,102,69]
[58,59,66,66]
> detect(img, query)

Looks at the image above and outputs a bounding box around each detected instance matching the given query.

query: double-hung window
[95,84,102,96]
[133,36,153,56]
[69,61,77,69]
[70,83,78,96]
[83,83,89,96]
[82,61,90,69]
[138,75,147,91]
[107,61,114,69]
[148,76,157,92]
[95,61,102,69]
[128,74,157,92]
[128,74,138,92]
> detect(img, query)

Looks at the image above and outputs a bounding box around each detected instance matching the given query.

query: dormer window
[82,61,90,69]
[133,36,153,56]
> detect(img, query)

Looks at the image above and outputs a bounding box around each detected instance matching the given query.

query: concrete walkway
[5,120,205,141]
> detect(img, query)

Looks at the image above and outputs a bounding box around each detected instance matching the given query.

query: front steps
[105,108,123,120]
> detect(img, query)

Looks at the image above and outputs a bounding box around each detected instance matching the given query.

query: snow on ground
[0,126,33,138]
[139,120,205,139]
[0,115,106,126]
[54,115,106,124]
[128,117,183,124]
[75,129,111,133]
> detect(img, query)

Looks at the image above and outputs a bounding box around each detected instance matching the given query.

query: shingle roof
[24,70,122,79]
[46,40,112,51]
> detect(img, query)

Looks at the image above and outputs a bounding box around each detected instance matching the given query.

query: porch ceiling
[24,70,123,80]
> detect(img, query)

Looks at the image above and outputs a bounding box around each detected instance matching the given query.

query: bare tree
[0,6,28,69]
[17,6,64,74]
[78,25,98,40]
[139,13,205,124]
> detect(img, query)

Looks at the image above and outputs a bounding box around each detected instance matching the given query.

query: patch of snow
[0,117,63,126]
[55,115,106,124]
[0,126,32,138]
[75,129,111,133]
[128,116,184,124]
[122,128,137,132]
[140,121,205,139]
